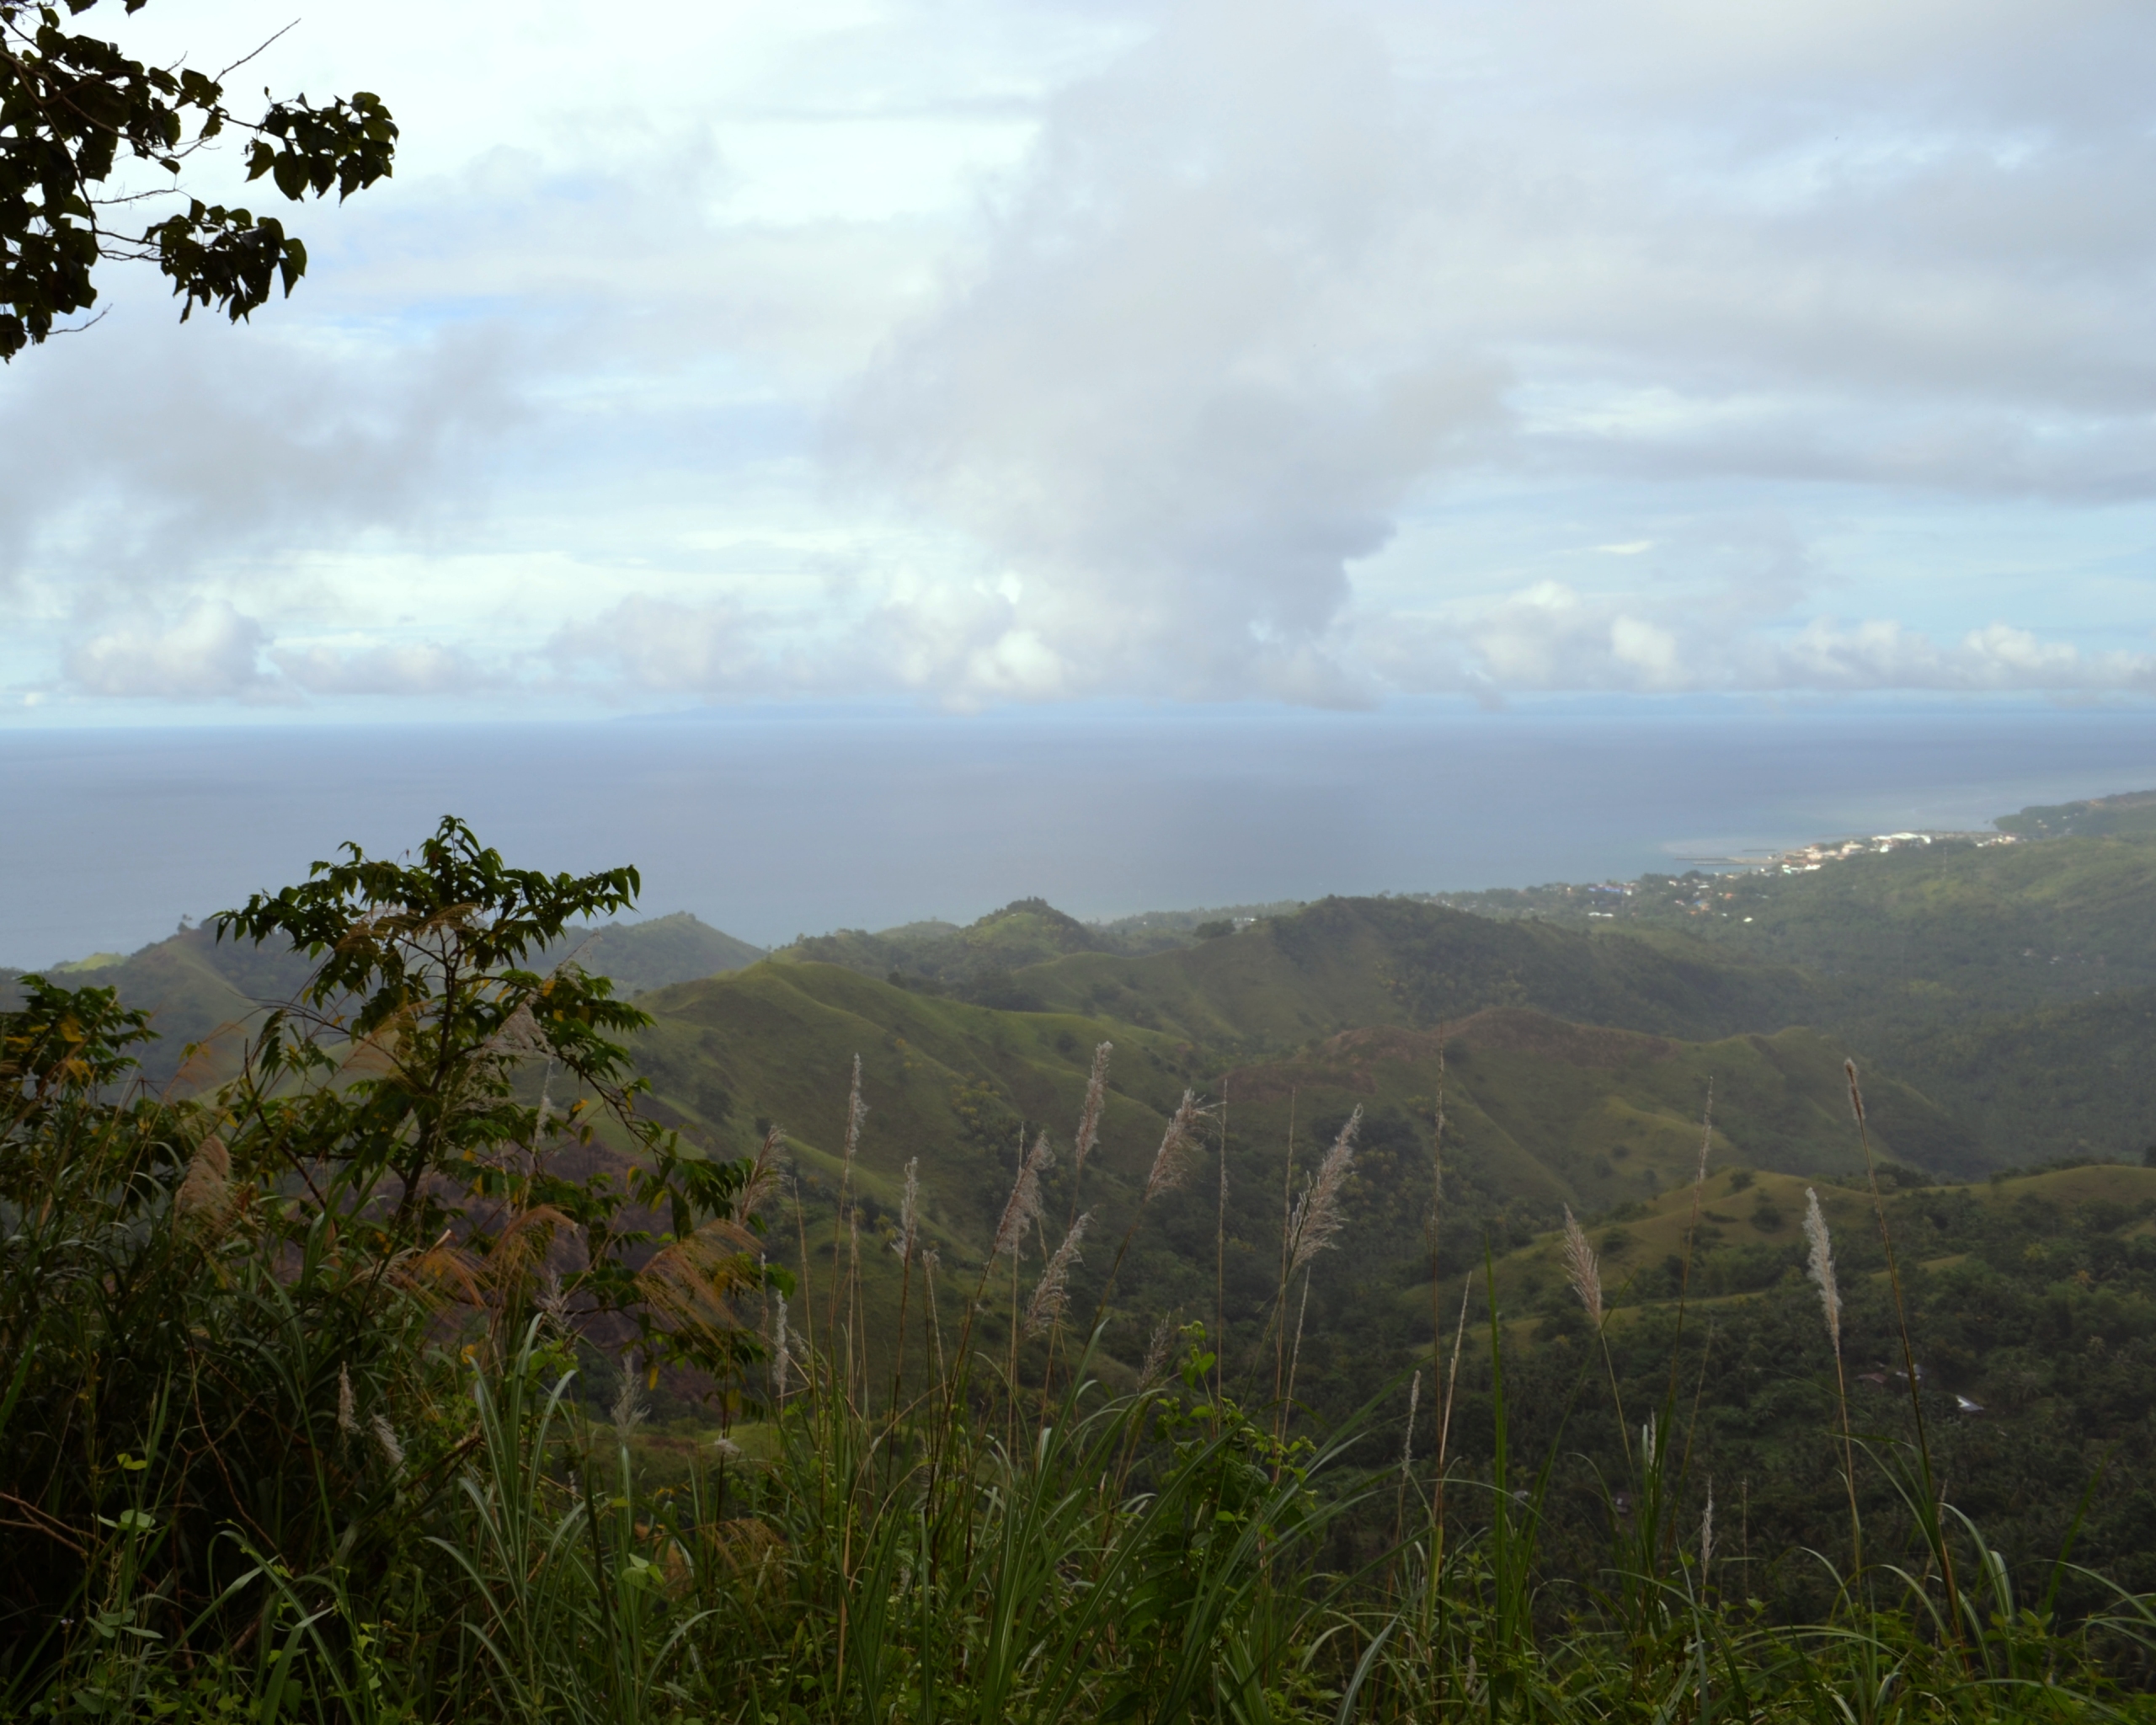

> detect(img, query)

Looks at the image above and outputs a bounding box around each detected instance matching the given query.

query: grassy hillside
[1004,895,1821,1049]
[767,896,1316,995]
[773,898,1120,998]
[613,959,1984,1436]
[1428,821,2156,1165]
[551,911,762,995]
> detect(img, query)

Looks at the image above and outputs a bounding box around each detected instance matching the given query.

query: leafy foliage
[0,0,396,357]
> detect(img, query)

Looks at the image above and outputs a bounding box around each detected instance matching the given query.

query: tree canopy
[0,0,396,359]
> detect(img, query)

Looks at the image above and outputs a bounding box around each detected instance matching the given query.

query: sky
[6,0,2156,719]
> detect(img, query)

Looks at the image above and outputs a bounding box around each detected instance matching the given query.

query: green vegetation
[1999,789,2156,841]
[19,809,2156,1717]
[1425,813,2156,1166]
[8,834,2155,1722]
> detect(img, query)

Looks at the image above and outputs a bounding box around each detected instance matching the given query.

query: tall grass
[8,983,2152,1722]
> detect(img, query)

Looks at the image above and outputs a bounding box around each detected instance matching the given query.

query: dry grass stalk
[1561,1206,1604,1327]
[1024,1211,1091,1338]
[1071,1042,1112,1181]
[1286,1107,1361,1278]
[1401,1369,1422,1479]
[993,1131,1055,1262]
[1802,1188,1841,1349]
[1144,1090,1205,1202]
[612,1364,647,1437]
[1140,1313,1176,1387]
[1700,1478,1716,1572]
[337,1363,357,1436]
[771,1292,792,1403]
[894,1157,921,1263]
[634,1219,762,1347]
[842,1055,867,1176]
[734,1123,786,1226]
[1281,1109,1361,1423]
[1217,1078,1230,1403]
[173,1133,232,1228]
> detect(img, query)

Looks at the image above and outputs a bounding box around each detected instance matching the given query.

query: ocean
[3,697,2153,968]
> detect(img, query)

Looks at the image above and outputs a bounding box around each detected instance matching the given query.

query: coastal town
[1416,825,2025,924]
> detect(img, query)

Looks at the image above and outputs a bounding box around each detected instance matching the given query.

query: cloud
[1363,580,2156,697]
[65,601,280,702]
[274,641,494,697]
[547,595,775,696]
[57,601,495,703]
[18,0,2156,713]
[835,0,1508,702]
[824,0,2156,703]
[0,311,523,603]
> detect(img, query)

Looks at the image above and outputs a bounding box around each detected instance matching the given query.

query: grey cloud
[830,0,2156,702]
[29,0,2156,710]
[0,307,523,600]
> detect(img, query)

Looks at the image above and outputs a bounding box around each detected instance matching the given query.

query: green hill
[1422,820,2156,1166]
[611,960,1974,1407]
[542,911,763,996]
[770,896,1318,998]
[1997,787,2156,840]
[996,895,1820,1050]
[774,897,1118,997]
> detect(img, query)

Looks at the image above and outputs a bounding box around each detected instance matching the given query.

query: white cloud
[547,595,775,697]
[274,642,493,697]
[65,602,280,702]
[1362,582,2156,697]
[835,0,1508,701]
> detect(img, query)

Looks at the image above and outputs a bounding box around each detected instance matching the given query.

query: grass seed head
[1562,1206,1604,1327]
[1144,1089,1206,1202]
[894,1156,921,1263]
[612,1363,648,1437]
[1287,1107,1361,1277]
[993,1130,1055,1261]
[1139,1312,1176,1387]
[1023,1210,1091,1338]
[1803,1186,1842,1349]
[734,1123,786,1224]
[1072,1042,1112,1178]
[842,1055,867,1172]
[173,1134,232,1229]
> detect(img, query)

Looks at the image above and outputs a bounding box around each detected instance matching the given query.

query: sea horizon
[4,693,2153,969]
